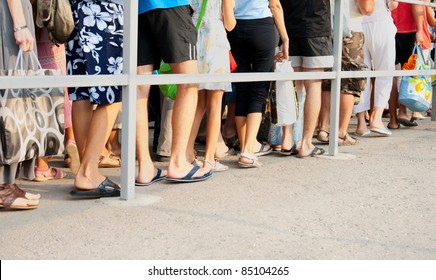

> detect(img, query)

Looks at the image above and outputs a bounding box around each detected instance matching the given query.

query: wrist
[14,25,28,32]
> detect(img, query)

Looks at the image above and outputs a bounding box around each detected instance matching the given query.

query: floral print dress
[66,0,123,105]
[191,0,232,91]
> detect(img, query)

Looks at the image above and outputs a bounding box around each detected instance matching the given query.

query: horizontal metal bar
[2,69,436,89]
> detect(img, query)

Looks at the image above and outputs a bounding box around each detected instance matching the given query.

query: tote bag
[0,50,65,165]
[399,44,432,112]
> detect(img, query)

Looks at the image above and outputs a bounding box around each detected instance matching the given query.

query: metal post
[328,0,344,156]
[120,0,138,200]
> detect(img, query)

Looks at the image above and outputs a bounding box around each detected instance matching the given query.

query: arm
[388,1,399,11]
[412,3,425,45]
[7,0,34,51]
[269,0,289,61]
[357,0,374,16]
[222,0,236,31]
[426,6,436,27]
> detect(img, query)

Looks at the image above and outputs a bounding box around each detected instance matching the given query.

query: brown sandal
[99,153,121,168]
[0,184,39,210]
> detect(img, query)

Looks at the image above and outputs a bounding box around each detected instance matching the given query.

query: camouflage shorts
[322,31,367,103]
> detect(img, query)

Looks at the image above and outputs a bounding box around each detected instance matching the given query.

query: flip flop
[353,130,370,137]
[280,144,298,156]
[135,168,166,186]
[255,143,272,156]
[296,146,325,158]
[397,118,418,127]
[166,165,212,183]
[70,177,120,198]
[370,126,392,136]
[387,123,401,129]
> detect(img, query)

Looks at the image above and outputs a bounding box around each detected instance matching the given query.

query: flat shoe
[387,123,401,129]
[70,177,120,198]
[370,126,392,136]
[254,143,272,156]
[135,168,166,186]
[397,118,418,127]
[99,153,121,168]
[317,129,329,143]
[34,167,65,182]
[280,144,298,156]
[353,130,370,137]
[166,165,212,183]
[338,134,359,146]
[205,159,229,172]
[238,153,262,168]
[296,146,325,158]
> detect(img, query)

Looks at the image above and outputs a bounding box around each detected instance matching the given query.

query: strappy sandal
[204,159,229,172]
[317,129,329,143]
[238,153,262,168]
[338,133,359,146]
[99,153,121,168]
[0,184,39,210]
[34,167,65,182]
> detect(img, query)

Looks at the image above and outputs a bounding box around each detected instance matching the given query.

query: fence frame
[0,0,435,200]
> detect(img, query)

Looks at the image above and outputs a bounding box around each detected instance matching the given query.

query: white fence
[0,0,435,200]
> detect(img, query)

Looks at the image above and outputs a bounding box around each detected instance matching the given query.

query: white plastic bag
[275,61,297,126]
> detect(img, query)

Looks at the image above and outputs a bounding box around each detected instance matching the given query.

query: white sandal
[205,159,229,172]
[238,153,262,168]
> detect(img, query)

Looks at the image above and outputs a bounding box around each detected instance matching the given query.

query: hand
[415,30,425,46]
[14,28,34,52]
[276,41,289,62]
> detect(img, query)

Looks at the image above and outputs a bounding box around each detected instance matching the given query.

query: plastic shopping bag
[275,61,297,126]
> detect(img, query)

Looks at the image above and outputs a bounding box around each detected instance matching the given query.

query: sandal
[338,134,359,146]
[34,167,65,182]
[238,153,262,168]
[0,184,39,210]
[204,159,229,172]
[99,153,121,168]
[66,140,80,175]
[317,129,329,143]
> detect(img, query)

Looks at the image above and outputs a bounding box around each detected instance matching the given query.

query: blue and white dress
[66,0,123,105]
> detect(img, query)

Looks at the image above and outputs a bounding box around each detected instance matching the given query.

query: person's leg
[388,65,401,128]
[298,69,323,157]
[203,90,228,171]
[186,90,207,164]
[317,90,331,142]
[338,93,358,144]
[167,60,208,179]
[74,102,122,190]
[72,100,94,159]
[136,65,165,184]
[281,125,294,151]
[156,96,174,159]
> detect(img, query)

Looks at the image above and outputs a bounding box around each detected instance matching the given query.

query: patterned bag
[399,44,432,112]
[0,50,65,165]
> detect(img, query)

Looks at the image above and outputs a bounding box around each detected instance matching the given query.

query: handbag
[0,50,65,165]
[399,44,432,112]
[274,61,298,126]
[159,0,208,100]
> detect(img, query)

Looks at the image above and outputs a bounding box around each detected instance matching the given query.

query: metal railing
[0,0,435,200]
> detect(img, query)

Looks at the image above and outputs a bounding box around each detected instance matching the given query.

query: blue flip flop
[70,177,120,198]
[166,165,212,183]
[135,168,166,186]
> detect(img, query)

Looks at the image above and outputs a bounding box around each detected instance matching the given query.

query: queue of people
[1,0,434,210]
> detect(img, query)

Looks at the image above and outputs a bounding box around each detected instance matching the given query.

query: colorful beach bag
[399,44,432,112]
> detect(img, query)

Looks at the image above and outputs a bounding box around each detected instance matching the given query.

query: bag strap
[14,49,43,71]
[195,0,208,30]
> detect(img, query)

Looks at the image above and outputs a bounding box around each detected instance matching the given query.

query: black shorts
[137,5,197,68]
[395,32,416,66]
[289,36,333,68]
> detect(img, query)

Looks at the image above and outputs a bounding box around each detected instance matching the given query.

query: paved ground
[1,117,435,260]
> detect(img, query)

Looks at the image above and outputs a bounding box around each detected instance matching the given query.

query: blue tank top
[139,0,189,14]
[234,0,272,20]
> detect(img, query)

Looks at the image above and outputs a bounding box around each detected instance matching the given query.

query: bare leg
[72,100,93,159]
[281,125,294,150]
[136,65,165,184]
[167,60,207,179]
[298,68,323,157]
[338,93,357,143]
[186,89,207,163]
[235,116,247,152]
[203,90,225,168]
[388,65,401,128]
[74,102,122,190]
